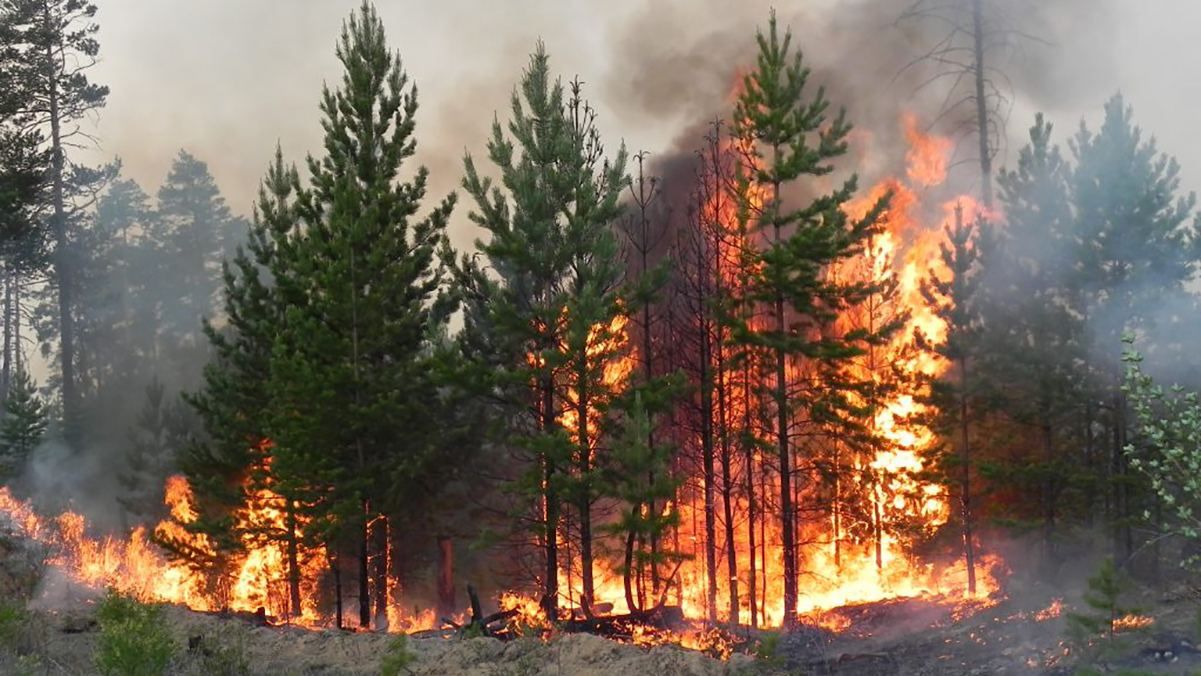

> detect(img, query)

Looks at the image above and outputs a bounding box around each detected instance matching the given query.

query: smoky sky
[80,0,1194,248]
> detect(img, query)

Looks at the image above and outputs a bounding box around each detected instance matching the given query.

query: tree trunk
[972,0,993,209]
[437,536,455,618]
[743,360,758,628]
[959,356,977,594]
[699,317,718,624]
[332,551,344,630]
[45,35,77,444]
[770,173,797,626]
[541,374,560,619]
[286,500,302,620]
[575,375,594,614]
[358,504,370,628]
[2,266,13,401]
[372,515,388,629]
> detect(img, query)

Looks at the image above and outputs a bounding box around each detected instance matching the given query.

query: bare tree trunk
[332,551,344,630]
[437,536,455,618]
[45,31,77,443]
[2,266,13,402]
[541,374,560,619]
[959,356,977,594]
[358,503,370,628]
[769,169,797,627]
[700,314,718,624]
[972,0,993,209]
[286,500,302,620]
[372,515,388,629]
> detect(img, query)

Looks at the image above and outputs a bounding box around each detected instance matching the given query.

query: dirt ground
[1,583,1198,676]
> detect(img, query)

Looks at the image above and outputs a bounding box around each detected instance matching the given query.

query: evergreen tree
[0,0,110,442]
[1068,96,1198,564]
[164,147,303,612]
[152,150,247,372]
[267,1,455,629]
[0,128,46,402]
[978,114,1086,562]
[921,203,988,593]
[601,392,683,613]
[118,376,194,526]
[0,368,47,482]
[457,42,628,618]
[728,11,886,625]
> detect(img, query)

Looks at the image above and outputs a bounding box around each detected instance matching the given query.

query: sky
[78,0,1199,250]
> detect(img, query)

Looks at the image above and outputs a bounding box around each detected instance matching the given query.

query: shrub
[380,634,416,676]
[94,588,176,676]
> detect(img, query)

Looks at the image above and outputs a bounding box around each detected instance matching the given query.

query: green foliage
[456,39,630,613]
[94,589,177,676]
[726,9,888,620]
[600,390,686,609]
[1123,339,1201,559]
[380,635,417,676]
[0,599,28,652]
[266,0,457,556]
[187,633,250,676]
[753,631,784,667]
[0,368,47,480]
[1066,559,1144,660]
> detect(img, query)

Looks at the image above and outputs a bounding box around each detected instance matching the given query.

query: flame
[1113,613,1154,633]
[1035,598,1063,622]
[0,470,444,631]
[0,106,1005,654]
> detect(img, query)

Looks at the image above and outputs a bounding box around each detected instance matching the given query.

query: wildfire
[0,473,444,632]
[0,107,1004,656]
[1113,613,1154,633]
[1035,598,1063,622]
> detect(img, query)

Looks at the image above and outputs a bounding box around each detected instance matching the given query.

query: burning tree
[457,43,632,618]
[726,11,890,627]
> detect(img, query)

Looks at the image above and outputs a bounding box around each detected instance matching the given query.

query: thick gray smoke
[35,0,1188,532]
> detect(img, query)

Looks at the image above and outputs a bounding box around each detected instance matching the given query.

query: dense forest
[2,0,1201,644]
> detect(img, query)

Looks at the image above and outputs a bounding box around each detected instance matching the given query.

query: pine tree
[457,42,628,619]
[728,11,887,626]
[118,376,193,526]
[601,391,683,614]
[164,147,303,611]
[1069,96,1197,564]
[267,1,455,629]
[921,204,987,593]
[0,0,109,442]
[0,368,47,482]
[978,114,1086,563]
[0,128,46,402]
[152,150,247,370]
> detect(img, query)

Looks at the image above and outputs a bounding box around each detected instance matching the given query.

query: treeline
[2,0,1199,631]
[0,0,246,516]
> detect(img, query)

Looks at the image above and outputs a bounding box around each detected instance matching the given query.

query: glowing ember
[1113,613,1154,633]
[1035,598,1063,622]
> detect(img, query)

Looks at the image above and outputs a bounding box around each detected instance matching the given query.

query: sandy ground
[0,602,757,675]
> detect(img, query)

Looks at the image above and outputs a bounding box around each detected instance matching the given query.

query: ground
[1,584,1199,675]
[3,529,1201,675]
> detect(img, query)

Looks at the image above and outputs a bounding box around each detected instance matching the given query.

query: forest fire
[0,108,1005,651]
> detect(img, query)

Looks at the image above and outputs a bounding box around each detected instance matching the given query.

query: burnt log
[562,605,686,637]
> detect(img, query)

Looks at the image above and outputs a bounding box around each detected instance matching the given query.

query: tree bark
[541,373,560,619]
[45,32,77,444]
[286,500,302,620]
[972,0,993,209]
[358,504,370,628]
[372,515,388,629]
[437,535,455,618]
[959,356,977,594]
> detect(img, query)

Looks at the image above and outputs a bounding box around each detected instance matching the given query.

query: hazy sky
[80,0,1200,249]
